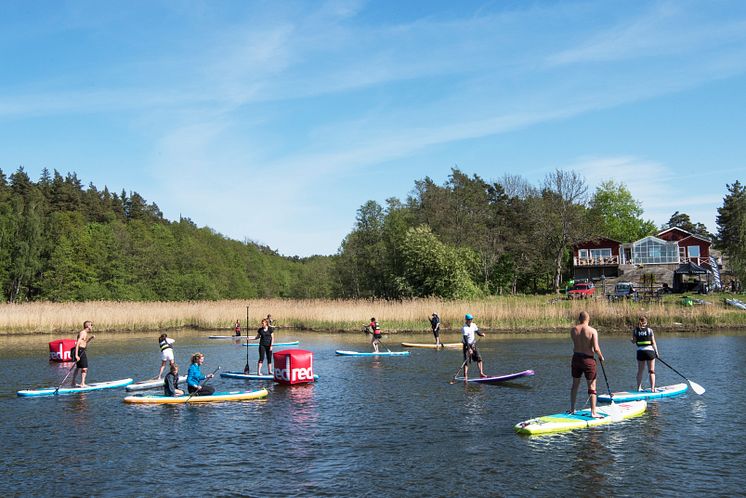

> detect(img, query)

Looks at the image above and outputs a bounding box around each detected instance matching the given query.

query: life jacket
[159,337,173,352]
[370,322,381,334]
[633,327,654,347]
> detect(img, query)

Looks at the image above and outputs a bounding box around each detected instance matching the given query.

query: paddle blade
[689,380,706,395]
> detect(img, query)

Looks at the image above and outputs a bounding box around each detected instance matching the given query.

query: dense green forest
[0,167,338,302]
[3,167,741,303]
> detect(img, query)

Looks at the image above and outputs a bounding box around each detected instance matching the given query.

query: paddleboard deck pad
[124,388,269,404]
[18,378,134,397]
[335,350,410,357]
[126,376,188,392]
[221,371,319,381]
[598,383,688,403]
[401,342,461,349]
[514,400,647,435]
[455,370,535,384]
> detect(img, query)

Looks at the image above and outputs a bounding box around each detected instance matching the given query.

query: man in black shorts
[430,312,441,347]
[71,321,95,387]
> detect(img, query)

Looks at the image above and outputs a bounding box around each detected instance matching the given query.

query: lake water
[1,330,744,497]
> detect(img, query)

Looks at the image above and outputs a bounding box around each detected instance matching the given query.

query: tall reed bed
[1,296,744,335]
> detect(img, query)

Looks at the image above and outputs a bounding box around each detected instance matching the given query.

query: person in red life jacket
[157,333,176,380]
[234,319,242,337]
[369,317,382,352]
[254,318,274,375]
[70,321,95,387]
[631,315,659,392]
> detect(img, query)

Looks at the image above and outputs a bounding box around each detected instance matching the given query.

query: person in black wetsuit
[254,319,274,375]
[430,312,441,347]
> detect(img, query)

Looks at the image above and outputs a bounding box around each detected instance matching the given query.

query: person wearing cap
[462,314,486,379]
[429,312,442,347]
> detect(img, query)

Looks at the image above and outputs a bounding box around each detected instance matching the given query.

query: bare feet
[590,413,604,419]
[480,373,488,378]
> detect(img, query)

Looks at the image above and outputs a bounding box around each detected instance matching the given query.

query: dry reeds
[1,296,744,335]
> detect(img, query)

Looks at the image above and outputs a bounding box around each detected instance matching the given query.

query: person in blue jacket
[187,352,215,396]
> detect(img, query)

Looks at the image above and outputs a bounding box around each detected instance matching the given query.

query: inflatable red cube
[273,349,315,385]
[49,339,76,362]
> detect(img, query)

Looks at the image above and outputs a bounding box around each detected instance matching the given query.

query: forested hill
[1,167,337,302]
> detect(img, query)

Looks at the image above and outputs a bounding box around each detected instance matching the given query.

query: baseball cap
[465,313,473,320]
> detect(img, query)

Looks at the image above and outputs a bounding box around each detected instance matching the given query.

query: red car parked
[567,282,595,299]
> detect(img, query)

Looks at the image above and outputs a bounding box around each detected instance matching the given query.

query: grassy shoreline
[2,295,746,336]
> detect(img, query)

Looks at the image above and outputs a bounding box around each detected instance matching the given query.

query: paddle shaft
[599,359,613,400]
[450,340,477,383]
[54,362,78,394]
[186,366,221,403]
[655,355,704,394]
[244,305,250,373]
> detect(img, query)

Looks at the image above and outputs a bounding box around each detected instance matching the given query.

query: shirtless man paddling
[570,311,605,418]
[71,321,95,387]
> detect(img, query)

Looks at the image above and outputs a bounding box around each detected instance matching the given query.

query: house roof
[657,226,711,243]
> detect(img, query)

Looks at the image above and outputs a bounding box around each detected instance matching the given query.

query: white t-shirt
[462,323,480,345]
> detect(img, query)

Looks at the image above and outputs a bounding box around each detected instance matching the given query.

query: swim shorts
[636,349,656,361]
[571,352,596,380]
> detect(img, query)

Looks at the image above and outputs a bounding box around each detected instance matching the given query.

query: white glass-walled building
[631,236,679,264]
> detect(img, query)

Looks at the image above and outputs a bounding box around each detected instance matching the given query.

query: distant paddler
[631,315,658,392]
[369,317,382,353]
[70,321,95,387]
[570,311,605,418]
[157,333,176,380]
[462,314,486,379]
[429,312,442,348]
[234,319,242,337]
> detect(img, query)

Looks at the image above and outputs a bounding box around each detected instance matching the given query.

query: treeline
[334,168,724,298]
[0,167,337,302]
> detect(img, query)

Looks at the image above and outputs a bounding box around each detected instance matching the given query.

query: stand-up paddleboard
[335,350,410,357]
[126,376,188,392]
[221,371,319,381]
[514,400,647,435]
[401,342,461,349]
[124,388,268,404]
[598,383,688,403]
[18,378,134,397]
[455,370,535,384]
[208,335,242,339]
[243,341,299,347]
[725,298,746,310]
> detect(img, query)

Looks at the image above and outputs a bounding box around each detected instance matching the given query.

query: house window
[590,248,612,259]
[578,249,588,259]
[632,237,678,264]
[688,246,700,258]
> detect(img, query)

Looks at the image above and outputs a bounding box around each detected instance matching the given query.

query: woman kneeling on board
[631,315,658,392]
[187,353,215,396]
[164,363,184,396]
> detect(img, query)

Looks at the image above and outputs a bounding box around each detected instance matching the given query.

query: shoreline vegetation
[2,295,746,336]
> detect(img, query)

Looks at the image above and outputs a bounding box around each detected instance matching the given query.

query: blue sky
[2,0,745,256]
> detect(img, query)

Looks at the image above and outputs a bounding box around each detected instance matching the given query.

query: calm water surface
[1,330,744,497]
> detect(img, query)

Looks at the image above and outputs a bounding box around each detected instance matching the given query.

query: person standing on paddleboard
[164,363,184,396]
[462,314,486,379]
[70,321,95,387]
[234,319,242,337]
[632,315,659,392]
[187,353,215,396]
[157,333,176,380]
[570,311,605,418]
[254,319,274,376]
[369,317,382,353]
[430,313,442,348]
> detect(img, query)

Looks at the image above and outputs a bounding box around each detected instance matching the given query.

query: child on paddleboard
[157,333,175,380]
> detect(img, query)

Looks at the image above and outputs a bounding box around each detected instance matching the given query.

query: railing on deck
[573,256,620,266]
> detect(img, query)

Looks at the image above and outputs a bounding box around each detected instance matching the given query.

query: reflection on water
[1,332,745,496]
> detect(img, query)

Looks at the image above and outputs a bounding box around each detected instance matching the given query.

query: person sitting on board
[254,319,274,375]
[187,353,215,396]
[70,320,95,387]
[164,363,184,397]
[569,311,605,418]
[631,315,659,392]
[369,317,382,353]
[234,319,242,337]
[430,312,442,348]
[157,333,176,380]
[462,314,486,379]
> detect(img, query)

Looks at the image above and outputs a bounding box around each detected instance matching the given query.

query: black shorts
[258,345,273,363]
[432,328,440,338]
[463,344,481,362]
[373,333,382,340]
[637,349,656,361]
[71,348,88,368]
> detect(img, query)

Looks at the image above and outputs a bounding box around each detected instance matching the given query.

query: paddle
[54,362,78,395]
[185,366,221,403]
[377,336,392,353]
[655,354,705,395]
[244,305,250,374]
[599,359,614,403]
[449,357,470,384]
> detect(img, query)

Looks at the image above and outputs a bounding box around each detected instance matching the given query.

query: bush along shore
[2,295,746,336]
